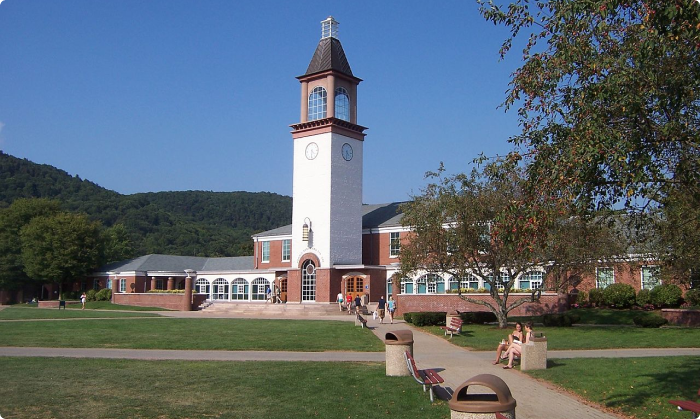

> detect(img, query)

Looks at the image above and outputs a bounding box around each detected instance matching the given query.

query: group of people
[335,293,396,323]
[493,321,534,369]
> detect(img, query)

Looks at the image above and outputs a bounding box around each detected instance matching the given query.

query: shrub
[459,311,497,324]
[589,288,605,306]
[86,289,98,302]
[542,313,578,327]
[95,288,112,301]
[650,284,683,308]
[575,291,588,305]
[684,289,700,307]
[633,314,668,328]
[636,289,652,307]
[403,312,445,326]
[603,283,636,308]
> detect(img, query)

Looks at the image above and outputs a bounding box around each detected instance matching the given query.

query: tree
[20,212,105,298]
[0,198,61,290]
[478,0,700,211]
[102,223,135,264]
[399,163,547,328]
[478,0,700,281]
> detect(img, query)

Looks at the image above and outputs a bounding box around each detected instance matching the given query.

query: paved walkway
[2,310,699,419]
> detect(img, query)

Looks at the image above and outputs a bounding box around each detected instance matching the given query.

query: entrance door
[346,276,364,299]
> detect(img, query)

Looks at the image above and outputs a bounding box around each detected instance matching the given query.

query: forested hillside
[0,151,292,257]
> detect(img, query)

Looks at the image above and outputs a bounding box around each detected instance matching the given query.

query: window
[596,267,615,289]
[308,87,327,121]
[402,280,414,294]
[387,277,393,297]
[520,271,543,290]
[390,232,401,258]
[416,274,442,294]
[641,266,661,290]
[335,87,349,121]
[195,279,210,296]
[119,278,126,293]
[93,279,101,291]
[282,239,291,262]
[301,260,316,301]
[232,278,248,300]
[252,278,271,301]
[261,241,270,263]
[212,278,229,300]
[461,274,480,290]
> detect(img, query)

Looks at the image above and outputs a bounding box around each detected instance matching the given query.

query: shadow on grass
[601,357,700,410]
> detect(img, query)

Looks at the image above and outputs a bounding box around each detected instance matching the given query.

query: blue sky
[0,0,523,204]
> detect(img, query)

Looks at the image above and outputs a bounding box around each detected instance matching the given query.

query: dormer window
[308,86,327,121]
[335,87,350,121]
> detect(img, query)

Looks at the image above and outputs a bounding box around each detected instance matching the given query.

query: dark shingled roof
[99,254,254,273]
[305,37,354,77]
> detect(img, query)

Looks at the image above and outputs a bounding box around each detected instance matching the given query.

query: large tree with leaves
[478,0,700,278]
[0,198,62,290]
[20,212,105,298]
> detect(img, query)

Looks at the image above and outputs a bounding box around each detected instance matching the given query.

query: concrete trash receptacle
[520,334,547,370]
[385,330,414,376]
[449,374,516,419]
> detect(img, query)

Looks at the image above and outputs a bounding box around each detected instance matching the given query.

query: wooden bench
[440,317,463,339]
[404,351,444,402]
[669,388,700,419]
[355,314,367,328]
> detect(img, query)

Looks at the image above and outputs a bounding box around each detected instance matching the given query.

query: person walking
[337,291,344,312]
[346,293,353,315]
[387,296,396,324]
[377,296,386,324]
[354,295,362,315]
[80,292,87,310]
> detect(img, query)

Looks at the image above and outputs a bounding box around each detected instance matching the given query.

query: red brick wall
[362,231,406,266]
[395,293,565,316]
[113,293,207,311]
[661,309,700,327]
[255,239,293,269]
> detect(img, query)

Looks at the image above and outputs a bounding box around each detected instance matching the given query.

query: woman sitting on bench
[502,321,534,369]
[493,322,523,365]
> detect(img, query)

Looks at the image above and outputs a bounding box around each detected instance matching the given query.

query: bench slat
[404,351,444,402]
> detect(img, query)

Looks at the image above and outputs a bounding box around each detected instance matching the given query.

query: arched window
[212,278,229,300]
[334,87,349,121]
[252,278,271,301]
[232,278,248,300]
[301,260,316,301]
[462,274,480,290]
[519,271,543,290]
[308,87,327,121]
[416,274,443,294]
[195,278,210,297]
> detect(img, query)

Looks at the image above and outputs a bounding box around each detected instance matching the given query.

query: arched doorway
[301,260,316,302]
[345,275,365,299]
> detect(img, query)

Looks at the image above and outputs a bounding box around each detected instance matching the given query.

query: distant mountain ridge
[0,151,292,257]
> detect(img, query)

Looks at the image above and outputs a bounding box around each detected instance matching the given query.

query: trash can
[449,374,516,419]
[384,330,414,376]
[520,334,547,371]
[446,311,462,334]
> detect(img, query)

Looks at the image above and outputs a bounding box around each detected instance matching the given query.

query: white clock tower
[291,16,366,271]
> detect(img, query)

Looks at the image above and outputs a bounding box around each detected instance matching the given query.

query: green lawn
[423,323,700,351]
[0,305,163,320]
[526,356,700,419]
[0,318,385,351]
[0,357,450,419]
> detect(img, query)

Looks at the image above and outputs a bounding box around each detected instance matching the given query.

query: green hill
[0,151,292,257]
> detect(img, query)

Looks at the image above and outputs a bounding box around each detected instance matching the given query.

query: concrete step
[200,301,349,316]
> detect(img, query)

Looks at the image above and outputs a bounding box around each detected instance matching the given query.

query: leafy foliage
[478,0,700,283]
[602,283,636,308]
[649,283,683,307]
[403,312,446,326]
[588,288,605,306]
[684,288,700,306]
[633,314,668,328]
[0,151,292,258]
[636,288,652,306]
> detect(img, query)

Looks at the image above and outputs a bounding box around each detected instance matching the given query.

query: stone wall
[113,293,207,311]
[395,293,565,316]
[661,309,700,327]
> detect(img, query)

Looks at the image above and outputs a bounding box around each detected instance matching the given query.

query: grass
[0,305,163,320]
[423,323,700,351]
[525,356,700,419]
[0,357,450,419]
[67,301,170,311]
[0,318,385,351]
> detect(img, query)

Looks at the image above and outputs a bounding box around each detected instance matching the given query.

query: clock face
[305,142,319,160]
[341,143,353,161]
